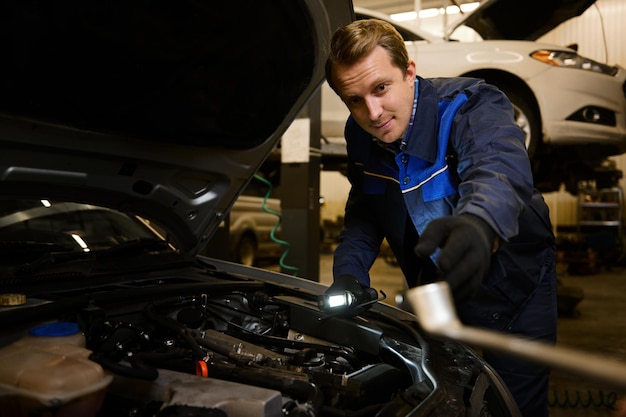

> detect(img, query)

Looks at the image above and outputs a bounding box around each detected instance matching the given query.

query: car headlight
[531,49,618,76]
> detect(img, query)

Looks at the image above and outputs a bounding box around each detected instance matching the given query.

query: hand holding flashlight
[318,274,380,316]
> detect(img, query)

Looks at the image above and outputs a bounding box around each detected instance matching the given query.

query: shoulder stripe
[363,170,400,184]
[402,165,449,193]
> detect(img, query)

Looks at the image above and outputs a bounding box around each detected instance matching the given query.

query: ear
[405,60,417,82]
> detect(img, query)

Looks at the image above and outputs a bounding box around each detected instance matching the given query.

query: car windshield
[0,200,166,257]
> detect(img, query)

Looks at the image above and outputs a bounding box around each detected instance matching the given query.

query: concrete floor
[548,266,626,417]
[314,253,626,417]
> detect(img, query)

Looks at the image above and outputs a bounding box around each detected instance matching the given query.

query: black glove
[414,214,496,304]
[318,274,378,314]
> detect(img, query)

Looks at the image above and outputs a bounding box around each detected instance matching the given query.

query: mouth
[373,117,393,131]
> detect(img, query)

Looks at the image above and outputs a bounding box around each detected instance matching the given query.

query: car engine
[0,269,516,417]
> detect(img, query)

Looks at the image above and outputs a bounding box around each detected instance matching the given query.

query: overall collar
[399,76,439,163]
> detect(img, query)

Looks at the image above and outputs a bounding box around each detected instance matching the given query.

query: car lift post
[280,90,322,280]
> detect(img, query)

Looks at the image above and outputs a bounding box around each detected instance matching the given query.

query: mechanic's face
[334,46,416,144]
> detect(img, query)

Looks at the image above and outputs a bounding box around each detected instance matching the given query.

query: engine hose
[225,330,363,369]
[89,351,159,380]
[548,388,619,409]
[134,349,197,374]
[143,302,206,360]
[282,400,316,417]
[207,360,324,413]
[317,403,385,417]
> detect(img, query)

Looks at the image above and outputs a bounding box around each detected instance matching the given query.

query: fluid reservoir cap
[30,322,81,338]
[0,293,26,306]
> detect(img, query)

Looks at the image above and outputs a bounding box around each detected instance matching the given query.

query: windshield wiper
[6,238,172,278]
[0,241,75,253]
[9,249,88,278]
[99,238,172,257]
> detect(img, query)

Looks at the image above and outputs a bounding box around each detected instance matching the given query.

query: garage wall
[538,0,626,228]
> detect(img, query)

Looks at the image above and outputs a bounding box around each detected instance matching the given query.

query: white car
[322,0,626,192]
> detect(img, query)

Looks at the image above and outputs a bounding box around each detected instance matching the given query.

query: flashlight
[317,287,383,317]
[318,290,357,311]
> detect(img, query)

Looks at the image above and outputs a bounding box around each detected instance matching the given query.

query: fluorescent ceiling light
[390,2,479,22]
[391,11,418,21]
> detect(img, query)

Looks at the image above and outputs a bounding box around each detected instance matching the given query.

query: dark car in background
[224,194,284,266]
[0,1,521,416]
[202,175,285,267]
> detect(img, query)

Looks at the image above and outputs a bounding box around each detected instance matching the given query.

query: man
[324,18,557,417]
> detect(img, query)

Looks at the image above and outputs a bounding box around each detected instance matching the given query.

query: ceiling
[352,0,480,16]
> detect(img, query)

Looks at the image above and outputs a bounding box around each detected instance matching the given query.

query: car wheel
[235,235,257,266]
[491,84,541,160]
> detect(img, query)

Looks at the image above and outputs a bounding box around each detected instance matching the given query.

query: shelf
[578,202,620,208]
[579,220,621,227]
[577,186,623,252]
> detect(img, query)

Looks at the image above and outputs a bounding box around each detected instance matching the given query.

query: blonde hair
[325,19,410,92]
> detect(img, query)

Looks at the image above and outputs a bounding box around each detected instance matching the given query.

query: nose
[364,96,383,121]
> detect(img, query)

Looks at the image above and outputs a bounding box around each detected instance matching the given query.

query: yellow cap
[0,293,26,306]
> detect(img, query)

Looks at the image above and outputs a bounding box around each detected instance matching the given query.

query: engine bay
[0,268,509,417]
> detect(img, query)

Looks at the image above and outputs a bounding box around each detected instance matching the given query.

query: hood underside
[452,0,596,41]
[0,0,354,255]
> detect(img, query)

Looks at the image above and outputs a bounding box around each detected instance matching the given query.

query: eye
[347,97,362,106]
[376,84,386,93]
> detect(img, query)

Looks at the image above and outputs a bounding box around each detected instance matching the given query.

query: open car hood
[0,0,354,256]
[449,0,596,41]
